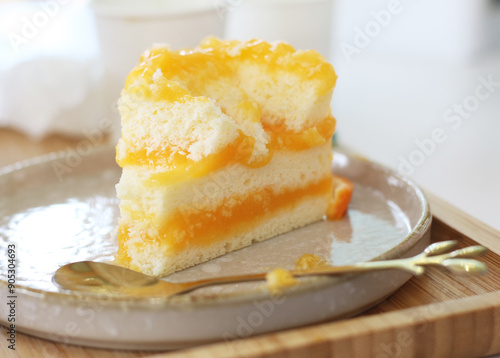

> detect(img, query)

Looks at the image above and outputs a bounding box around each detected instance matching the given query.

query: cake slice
[115,38,338,277]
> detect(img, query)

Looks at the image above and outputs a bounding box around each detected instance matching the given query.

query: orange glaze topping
[118,38,337,177]
[115,176,333,266]
[124,37,336,101]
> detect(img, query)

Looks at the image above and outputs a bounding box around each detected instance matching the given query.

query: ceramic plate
[0,146,431,350]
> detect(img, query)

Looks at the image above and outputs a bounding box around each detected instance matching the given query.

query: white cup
[90,0,225,141]
[225,0,333,58]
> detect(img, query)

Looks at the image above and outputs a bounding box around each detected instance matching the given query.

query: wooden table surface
[1,128,500,358]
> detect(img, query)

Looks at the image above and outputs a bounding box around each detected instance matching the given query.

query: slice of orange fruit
[327,175,354,220]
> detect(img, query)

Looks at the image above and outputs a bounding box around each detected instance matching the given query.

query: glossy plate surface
[0,146,431,350]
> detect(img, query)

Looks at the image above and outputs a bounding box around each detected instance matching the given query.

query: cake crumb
[327,175,354,220]
[152,68,163,82]
[295,254,330,270]
[266,268,297,295]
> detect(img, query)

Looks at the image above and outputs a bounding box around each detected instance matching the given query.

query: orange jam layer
[117,116,336,185]
[117,130,257,185]
[125,37,336,102]
[116,176,333,266]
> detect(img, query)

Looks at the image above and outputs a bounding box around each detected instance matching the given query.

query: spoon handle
[170,241,488,295]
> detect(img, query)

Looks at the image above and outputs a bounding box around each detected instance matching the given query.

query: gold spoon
[53,240,487,298]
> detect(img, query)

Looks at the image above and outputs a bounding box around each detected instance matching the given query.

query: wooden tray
[1,192,499,358]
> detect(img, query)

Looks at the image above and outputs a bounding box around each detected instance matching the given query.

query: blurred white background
[329,0,500,232]
[0,0,499,231]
